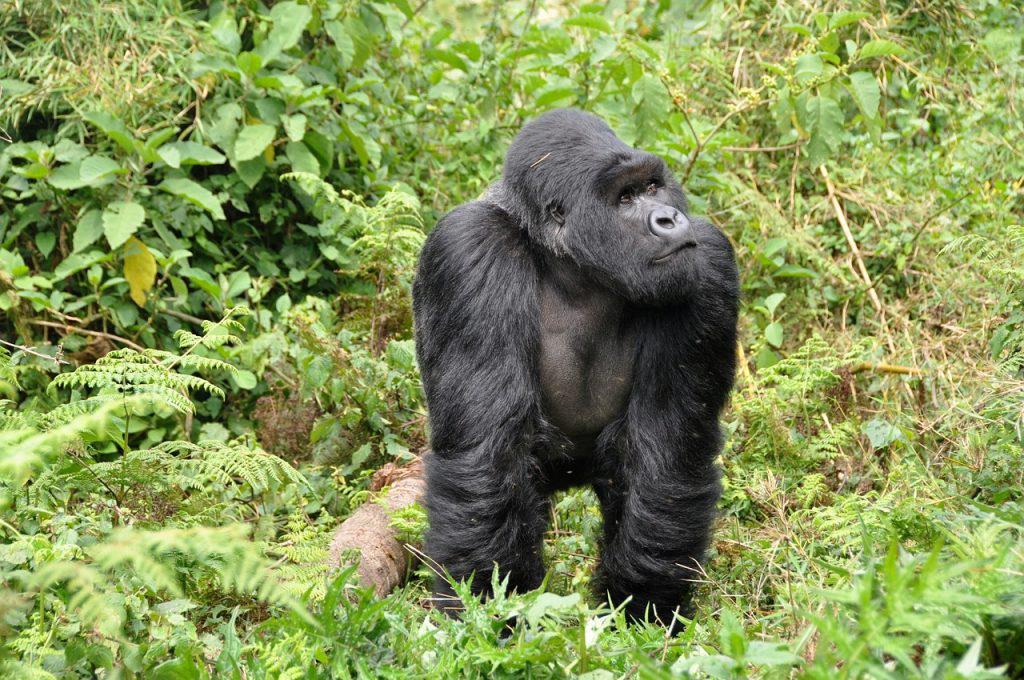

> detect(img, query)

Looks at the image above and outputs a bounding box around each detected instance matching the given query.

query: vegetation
[1,0,1021,677]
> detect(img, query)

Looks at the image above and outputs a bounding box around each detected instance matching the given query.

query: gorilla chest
[537,280,636,448]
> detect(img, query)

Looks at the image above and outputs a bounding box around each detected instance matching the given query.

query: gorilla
[412,108,739,628]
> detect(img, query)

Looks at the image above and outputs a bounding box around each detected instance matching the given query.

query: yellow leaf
[123,237,156,306]
[263,143,275,163]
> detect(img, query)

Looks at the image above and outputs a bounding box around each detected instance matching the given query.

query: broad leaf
[102,201,145,249]
[285,141,319,175]
[847,71,880,120]
[79,155,121,183]
[564,14,612,33]
[794,54,824,84]
[858,39,905,60]
[158,178,225,220]
[73,210,104,252]
[83,111,136,153]
[158,142,226,167]
[804,95,844,167]
[234,124,276,162]
[257,1,311,63]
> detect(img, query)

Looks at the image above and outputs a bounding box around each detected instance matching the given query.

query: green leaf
[46,155,122,190]
[210,11,241,54]
[123,237,156,306]
[536,86,577,108]
[83,111,136,153]
[564,14,612,33]
[829,11,869,30]
[236,51,263,77]
[863,418,904,450]
[232,370,258,390]
[236,157,266,188]
[526,593,580,626]
[858,39,905,60]
[158,178,225,220]
[36,231,55,257]
[773,264,817,278]
[804,95,844,166]
[73,210,104,252]
[257,1,312,63]
[224,270,251,299]
[982,28,1020,60]
[764,293,786,316]
[102,201,146,249]
[158,142,226,167]
[234,124,276,162]
[847,71,880,120]
[180,266,221,299]
[425,48,468,72]
[285,141,319,175]
[794,54,824,84]
[324,21,355,69]
[46,162,86,190]
[79,155,121,183]
[743,641,800,667]
[282,114,307,143]
[764,322,784,348]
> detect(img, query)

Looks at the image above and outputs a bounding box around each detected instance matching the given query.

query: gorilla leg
[593,461,720,630]
[424,451,549,611]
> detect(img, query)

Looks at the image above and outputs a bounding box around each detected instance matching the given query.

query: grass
[0,0,1022,677]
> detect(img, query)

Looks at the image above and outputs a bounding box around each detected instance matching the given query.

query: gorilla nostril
[655,215,676,229]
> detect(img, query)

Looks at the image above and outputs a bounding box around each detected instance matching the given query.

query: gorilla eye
[618,191,634,205]
[646,181,660,195]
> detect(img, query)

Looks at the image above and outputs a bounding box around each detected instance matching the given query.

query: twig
[848,362,922,376]
[161,308,205,326]
[400,0,428,29]
[721,142,801,153]
[28,320,145,351]
[0,338,71,365]
[679,101,759,184]
[820,165,883,315]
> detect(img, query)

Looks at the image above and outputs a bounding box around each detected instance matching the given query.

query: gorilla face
[500,109,736,306]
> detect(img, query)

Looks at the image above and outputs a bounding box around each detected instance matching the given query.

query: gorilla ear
[546,202,565,226]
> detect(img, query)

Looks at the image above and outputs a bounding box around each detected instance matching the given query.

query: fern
[733,335,871,462]
[272,513,334,601]
[30,525,310,630]
[47,348,224,421]
[0,395,148,485]
[25,439,307,505]
[137,440,307,492]
[0,347,18,399]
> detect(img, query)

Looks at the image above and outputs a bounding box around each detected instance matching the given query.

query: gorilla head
[497,108,735,306]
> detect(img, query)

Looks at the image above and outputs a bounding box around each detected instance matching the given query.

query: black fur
[412,108,739,628]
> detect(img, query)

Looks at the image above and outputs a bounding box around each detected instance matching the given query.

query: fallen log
[328,456,426,596]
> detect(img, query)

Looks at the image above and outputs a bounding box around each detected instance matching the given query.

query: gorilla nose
[647,206,694,245]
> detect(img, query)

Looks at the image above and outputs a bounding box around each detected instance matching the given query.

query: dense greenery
[1,0,1022,676]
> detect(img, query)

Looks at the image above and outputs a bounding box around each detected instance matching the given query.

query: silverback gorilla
[412,108,739,628]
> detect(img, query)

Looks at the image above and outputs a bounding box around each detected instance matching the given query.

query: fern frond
[49,348,225,417]
[0,396,147,485]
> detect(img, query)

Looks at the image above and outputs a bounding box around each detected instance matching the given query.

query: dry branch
[328,457,426,597]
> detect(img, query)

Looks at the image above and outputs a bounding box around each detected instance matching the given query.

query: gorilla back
[412,108,739,629]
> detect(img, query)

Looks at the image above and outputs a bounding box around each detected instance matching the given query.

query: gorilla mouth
[651,242,696,264]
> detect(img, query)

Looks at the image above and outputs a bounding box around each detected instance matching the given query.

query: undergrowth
[1,0,1022,677]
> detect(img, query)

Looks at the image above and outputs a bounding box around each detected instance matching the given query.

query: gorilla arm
[412,201,550,602]
[593,220,740,626]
